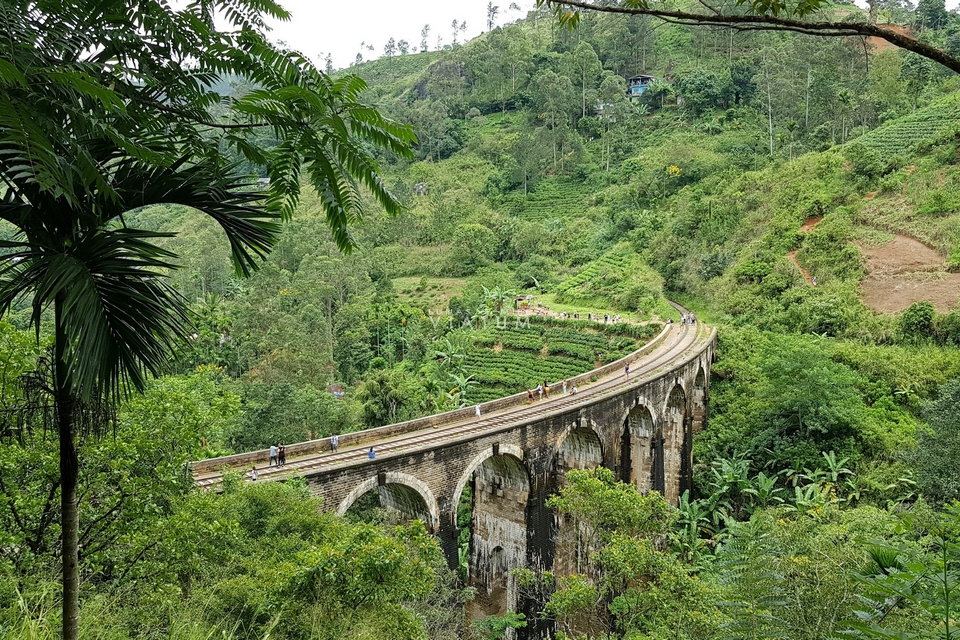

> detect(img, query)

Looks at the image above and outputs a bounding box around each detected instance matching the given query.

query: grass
[391,276,466,308]
[850,225,896,248]
[854,157,960,255]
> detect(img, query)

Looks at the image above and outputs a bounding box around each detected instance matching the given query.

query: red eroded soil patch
[787,250,814,285]
[859,234,960,314]
[799,216,823,233]
[786,218,822,285]
[866,24,916,52]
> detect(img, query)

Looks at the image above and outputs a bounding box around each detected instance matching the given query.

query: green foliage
[674,70,730,116]
[908,379,960,506]
[844,142,887,180]
[539,469,724,639]
[0,480,460,640]
[449,223,499,276]
[840,504,960,638]
[701,328,870,475]
[555,243,666,313]
[228,381,358,450]
[470,611,527,640]
[900,301,938,343]
[712,506,907,640]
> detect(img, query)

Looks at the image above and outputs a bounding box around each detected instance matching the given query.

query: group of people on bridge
[527,379,578,403]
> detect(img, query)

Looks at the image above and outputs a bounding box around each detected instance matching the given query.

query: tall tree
[565,41,602,118]
[421,23,431,52]
[531,69,578,169]
[487,2,500,30]
[0,1,413,637]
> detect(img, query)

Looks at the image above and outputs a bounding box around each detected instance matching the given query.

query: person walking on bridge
[278,444,286,466]
[269,444,278,466]
[330,434,339,452]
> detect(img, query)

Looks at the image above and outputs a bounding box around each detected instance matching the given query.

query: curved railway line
[194,307,712,491]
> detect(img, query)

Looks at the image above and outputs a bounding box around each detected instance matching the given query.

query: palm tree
[0,155,280,638]
[0,2,413,636]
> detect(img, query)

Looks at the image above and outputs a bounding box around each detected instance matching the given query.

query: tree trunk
[56,300,80,640]
[765,66,774,155]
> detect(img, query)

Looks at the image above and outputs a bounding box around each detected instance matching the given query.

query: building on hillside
[627,74,656,102]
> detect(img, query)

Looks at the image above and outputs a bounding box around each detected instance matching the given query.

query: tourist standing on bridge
[625,363,630,377]
[278,444,286,466]
[269,444,278,466]
[475,404,481,417]
[368,447,376,459]
[330,434,339,452]
[562,380,568,396]
[536,383,543,400]
[527,389,534,403]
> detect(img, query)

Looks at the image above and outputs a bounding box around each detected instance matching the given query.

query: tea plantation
[464,317,660,402]
[852,92,960,157]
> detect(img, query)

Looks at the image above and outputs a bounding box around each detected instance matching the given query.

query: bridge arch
[552,424,604,578]
[554,425,604,480]
[452,443,525,521]
[692,367,707,435]
[336,471,439,532]
[456,445,531,620]
[620,402,656,492]
[663,383,687,504]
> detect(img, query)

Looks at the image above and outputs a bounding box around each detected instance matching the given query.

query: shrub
[899,301,936,343]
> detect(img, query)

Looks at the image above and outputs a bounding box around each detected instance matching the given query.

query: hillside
[6,3,960,639]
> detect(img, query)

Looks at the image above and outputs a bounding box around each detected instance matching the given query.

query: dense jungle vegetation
[4,0,960,637]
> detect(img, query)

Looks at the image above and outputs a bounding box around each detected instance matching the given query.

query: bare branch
[542,0,960,73]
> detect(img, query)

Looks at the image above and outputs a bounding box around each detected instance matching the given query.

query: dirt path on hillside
[859,234,960,313]
[786,217,823,285]
[786,251,815,285]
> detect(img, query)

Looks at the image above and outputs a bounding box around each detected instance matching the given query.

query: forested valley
[4,0,960,638]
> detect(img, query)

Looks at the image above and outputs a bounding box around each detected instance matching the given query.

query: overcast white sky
[267,1,535,70]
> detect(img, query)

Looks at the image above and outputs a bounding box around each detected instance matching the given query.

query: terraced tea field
[501,178,590,221]
[464,317,659,402]
[853,93,960,157]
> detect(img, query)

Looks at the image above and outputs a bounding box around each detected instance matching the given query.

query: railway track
[194,309,710,491]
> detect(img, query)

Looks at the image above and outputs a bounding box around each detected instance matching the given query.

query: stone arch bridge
[193,320,716,631]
